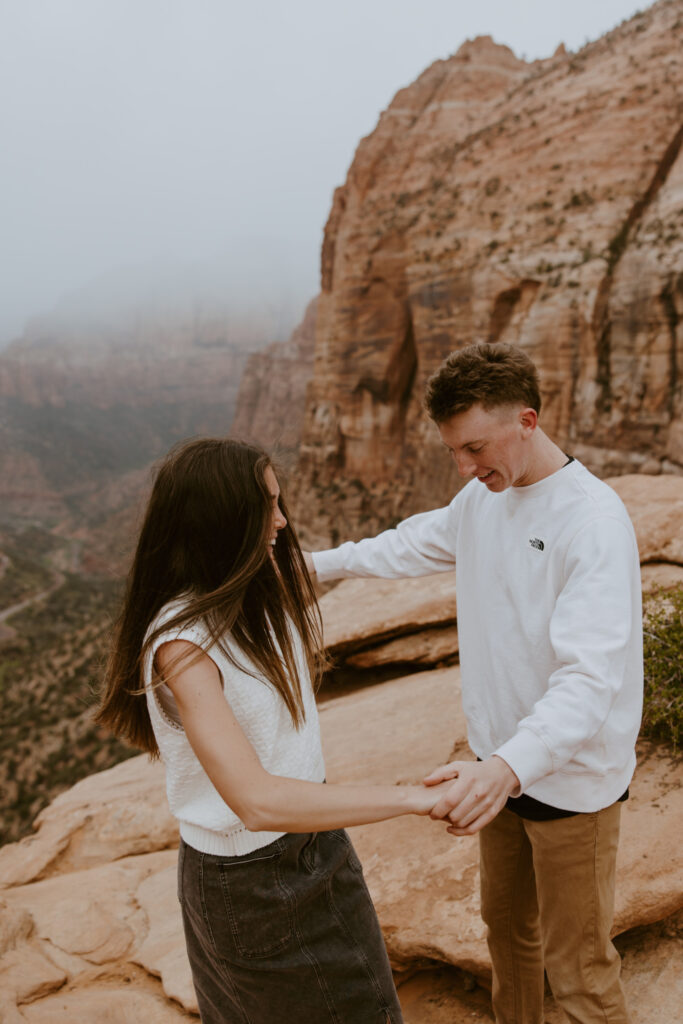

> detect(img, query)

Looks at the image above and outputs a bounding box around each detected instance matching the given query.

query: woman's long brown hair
[95,437,326,756]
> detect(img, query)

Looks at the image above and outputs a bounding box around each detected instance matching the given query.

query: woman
[96,437,450,1024]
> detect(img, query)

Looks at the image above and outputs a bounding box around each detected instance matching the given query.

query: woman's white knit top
[143,599,325,856]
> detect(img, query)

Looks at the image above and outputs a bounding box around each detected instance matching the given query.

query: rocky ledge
[0,475,681,1021]
[0,670,680,1023]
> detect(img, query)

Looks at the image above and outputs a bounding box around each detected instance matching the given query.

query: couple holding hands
[97,343,641,1024]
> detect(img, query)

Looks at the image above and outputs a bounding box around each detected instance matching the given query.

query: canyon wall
[231,296,317,466]
[281,0,683,543]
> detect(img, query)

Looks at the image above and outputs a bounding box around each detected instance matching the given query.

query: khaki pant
[479,802,631,1024]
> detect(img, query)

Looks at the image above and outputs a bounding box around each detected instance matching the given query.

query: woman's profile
[96,437,450,1024]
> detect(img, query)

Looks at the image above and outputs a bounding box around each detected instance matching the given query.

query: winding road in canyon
[0,562,66,640]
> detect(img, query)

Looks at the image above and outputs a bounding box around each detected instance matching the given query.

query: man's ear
[519,407,538,436]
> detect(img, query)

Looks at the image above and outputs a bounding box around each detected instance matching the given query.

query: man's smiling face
[438,402,538,491]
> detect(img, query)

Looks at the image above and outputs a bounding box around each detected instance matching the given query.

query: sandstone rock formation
[319,571,457,659]
[607,472,683,564]
[0,756,176,889]
[231,296,317,461]
[0,669,680,1022]
[345,624,458,669]
[273,1,683,544]
[641,561,683,590]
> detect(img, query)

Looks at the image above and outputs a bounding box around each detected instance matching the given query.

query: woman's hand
[411,778,461,816]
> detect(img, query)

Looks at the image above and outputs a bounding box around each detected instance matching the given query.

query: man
[305,343,641,1024]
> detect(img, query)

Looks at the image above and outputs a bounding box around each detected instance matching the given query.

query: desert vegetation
[0,527,55,608]
[0,563,137,846]
[641,585,683,751]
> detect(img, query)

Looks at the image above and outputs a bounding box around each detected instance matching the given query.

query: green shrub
[641,586,683,752]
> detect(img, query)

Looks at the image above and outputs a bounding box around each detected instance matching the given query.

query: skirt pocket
[327,827,364,874]
[214,841,294,960]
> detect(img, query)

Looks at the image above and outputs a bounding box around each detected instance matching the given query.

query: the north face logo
[529,537,545,551]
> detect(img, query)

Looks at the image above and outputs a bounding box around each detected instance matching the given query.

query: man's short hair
[424,342,541,423]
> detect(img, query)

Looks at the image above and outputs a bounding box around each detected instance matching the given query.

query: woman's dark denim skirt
[178,829,404,1024]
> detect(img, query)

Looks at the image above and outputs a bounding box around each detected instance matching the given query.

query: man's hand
[423,756,520,836]
[302,551,316,576]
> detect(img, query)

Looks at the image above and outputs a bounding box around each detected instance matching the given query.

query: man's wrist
[492,730,552,795]
[491,755,521,797]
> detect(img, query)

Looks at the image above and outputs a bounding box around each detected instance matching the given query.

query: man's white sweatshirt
[313,460,643,812]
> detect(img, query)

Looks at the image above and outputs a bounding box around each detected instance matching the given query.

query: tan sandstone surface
[0,666,680,1022]
[319,571,457,654]
[607,473,683,565]
[228,1,683,545]
[0,756,176,890]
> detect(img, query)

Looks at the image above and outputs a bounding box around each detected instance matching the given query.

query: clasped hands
[422,756,520,836]
[303,551,519,836]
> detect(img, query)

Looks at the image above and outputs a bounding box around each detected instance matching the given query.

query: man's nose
[454,453,476,477]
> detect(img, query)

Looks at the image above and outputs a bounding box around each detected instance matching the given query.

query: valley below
[0,304,278,844]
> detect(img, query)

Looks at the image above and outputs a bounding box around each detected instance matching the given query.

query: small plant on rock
[641,585,683,752]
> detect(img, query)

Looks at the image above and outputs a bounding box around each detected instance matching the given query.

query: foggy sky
[0,0,646,347]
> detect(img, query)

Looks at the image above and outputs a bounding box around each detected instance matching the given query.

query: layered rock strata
[284,1,683,543]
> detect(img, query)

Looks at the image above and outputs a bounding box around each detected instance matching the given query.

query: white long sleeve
[313,502,458,581]
[313,462,643,812]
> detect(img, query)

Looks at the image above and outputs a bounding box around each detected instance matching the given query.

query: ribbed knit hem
[179,821,286,857]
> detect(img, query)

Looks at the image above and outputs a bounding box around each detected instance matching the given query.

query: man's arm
[425,515,641,834]
[307,496,462,583]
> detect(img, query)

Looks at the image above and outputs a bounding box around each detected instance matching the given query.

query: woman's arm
[157,640,454,834]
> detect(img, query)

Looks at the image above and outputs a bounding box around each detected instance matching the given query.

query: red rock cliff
[287,2,683,543]
[230,296,317,462]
